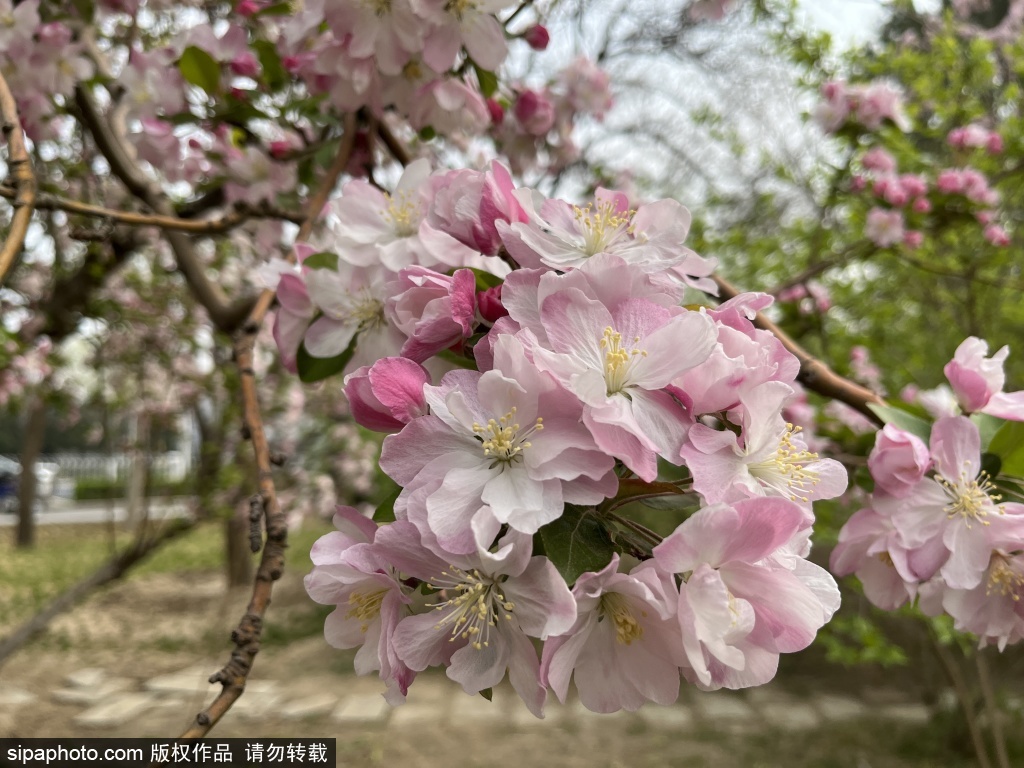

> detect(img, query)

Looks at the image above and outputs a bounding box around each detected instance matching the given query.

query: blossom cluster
[814,80,910,134]
[289,160,845,713]
[832,337,1024,648]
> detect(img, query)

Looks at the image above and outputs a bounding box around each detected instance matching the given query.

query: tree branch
[74,85,254,333]
[0,69,37,287]
[178,114,360,739]
[0,184,304,233]
[712,275,886,424]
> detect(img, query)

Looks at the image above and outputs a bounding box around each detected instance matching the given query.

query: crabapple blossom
[541,555,685,712]
[385,267,477,363]
[344,357,430,434]
[304,507,416,704]
[864,207,905,247]
[378,520,575,716]
[654,498,840,690]
[944,336,1024,419]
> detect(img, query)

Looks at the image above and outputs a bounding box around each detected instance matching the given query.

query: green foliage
[296,337,356,383]
[303,251,340,271]
[536,505,615,585]
[818,615,908,668]
[988,420,1024,478]
[178,46,221,95]
[73,477,193,500]
[867,403,932,442]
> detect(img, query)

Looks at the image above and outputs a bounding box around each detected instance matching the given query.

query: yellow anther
[601,326,646,394]
[571,201,636,256]
[600,593,644,645]
[937,470,1001,526]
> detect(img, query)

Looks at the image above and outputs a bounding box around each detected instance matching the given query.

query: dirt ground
[0,546,1004,768]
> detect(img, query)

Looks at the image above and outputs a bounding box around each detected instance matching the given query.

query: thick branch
[0,69,37,286]
[179,117,360,739]
[0,519,196,668]
[713,275,885,425]
[0,185,304,233]
[74,85,254,333]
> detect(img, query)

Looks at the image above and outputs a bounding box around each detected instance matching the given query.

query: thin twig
[604,511,664,547]
[0,185,304,233]
[0,69,37,287]
[378,119,411,167]
[178,114,360,739]
[931,634,993,768]
[976,651,1011,768]
[712,275,886,425]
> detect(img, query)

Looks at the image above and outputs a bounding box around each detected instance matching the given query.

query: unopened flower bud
[524,25,550,51]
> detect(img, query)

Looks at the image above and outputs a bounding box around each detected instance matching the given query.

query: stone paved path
[0,663,933,735]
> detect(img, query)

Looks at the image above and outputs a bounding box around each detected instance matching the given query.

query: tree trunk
[225,503,253,587]
[16,395,47,549]
[125,410,151,537]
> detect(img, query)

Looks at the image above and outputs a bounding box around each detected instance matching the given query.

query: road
[0,497,194,526]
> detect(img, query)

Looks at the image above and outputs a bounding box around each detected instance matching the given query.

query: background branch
[713,275,886,424]
[0,69,37,286]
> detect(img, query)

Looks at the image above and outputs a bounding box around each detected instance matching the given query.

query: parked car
[0,456,58,514]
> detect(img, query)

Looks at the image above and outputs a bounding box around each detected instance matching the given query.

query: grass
[0,516,335,629]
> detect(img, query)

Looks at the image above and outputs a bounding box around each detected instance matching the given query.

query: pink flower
[323,0,422,75]
[501,254,716,480]
[427,161,527,256]
[414,0,509,72]
[654,498,840,690]
[541,556,684,713]
[876,416,1024,589]
[937,169,965,193]
[864,207,904,247]
[830,507,916,610]
[273,273,314,374]
[681,381,848,506]
[555,57,614,118]
[476,284,508,323]
[380,521,576,716]
[911,198,931,213]
[944,337,1024,419]
[862,147,897,173]
[305,507,416,703]
[229,51,261,78]
[868,424,931,498]
[984,224,1010,247]
[943,549,1024,649]
[385,267,477,363]
[379,334,617,553]
[344,358,430,434]
[514,89,556,136]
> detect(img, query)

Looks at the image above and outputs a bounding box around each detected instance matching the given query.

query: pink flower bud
[476,284,508,323]
[486,98,505,125]
[850,174,867,192]
[514,89,556,136]
[385,267,478,363]
[269,140,291,158]
[986,133,1003,154]
[947,127,966,148]
[984,224,1010,247]
[911,197,931,213]
[236,0,262,16]
[862,147,896,173]
[868,424,931,498]
[230,51,261,78]
[343,358,429,434]
[903,230,923,249]
[936,169,964,194]
[524,24,550,51]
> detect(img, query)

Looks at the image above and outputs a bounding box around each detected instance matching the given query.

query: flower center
[600,326,646,395]
[748,423,821,502]
[366,0,392,16]
[472,406,543,465]
[351,290,385,330]
[445,0,477,20]
[987,554,1024,600]
[572,201,634,256]
[937,468,1001,526]
[346,588,388,633]
[600,592,644,645]
[381,191,422,238]
[427,566,515,650]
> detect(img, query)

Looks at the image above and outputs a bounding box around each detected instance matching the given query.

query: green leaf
[988,420,1024,478]
[303,251,339,271]
[537,506,615,586]
[436,349,477,370]
[253,40,287,90]
[467,267,503,291]
[179,46,222,96]
[372,486,401,524]
[867,403,932,443]
[418,125,437,141]
[972,413,1004,452]
[296,336,355,383]
[473,63,499,98]
[478,688,493,702]
[254,1,293,16]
